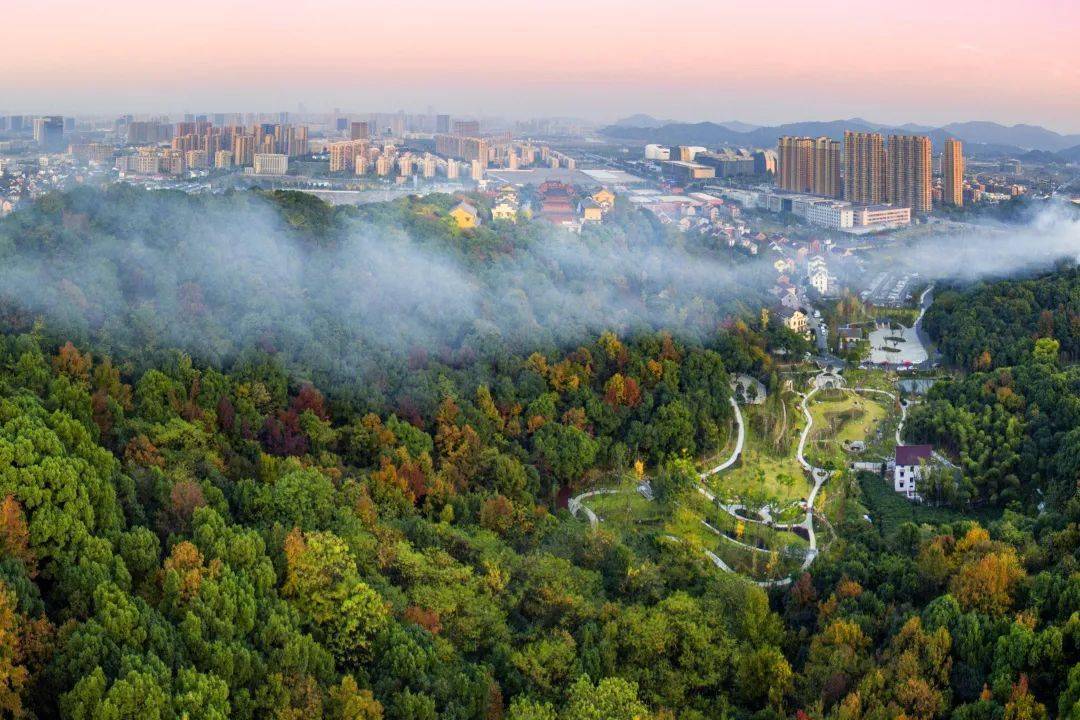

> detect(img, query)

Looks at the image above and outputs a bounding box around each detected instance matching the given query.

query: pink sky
[4,0,1079,131]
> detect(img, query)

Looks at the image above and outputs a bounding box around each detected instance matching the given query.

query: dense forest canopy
[908,266,1080,508]
[0,188,1076,720]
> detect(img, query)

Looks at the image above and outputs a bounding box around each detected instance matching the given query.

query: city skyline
[4,0,1079,133]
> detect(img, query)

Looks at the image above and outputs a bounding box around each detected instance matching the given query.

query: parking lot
[860,271,920,308]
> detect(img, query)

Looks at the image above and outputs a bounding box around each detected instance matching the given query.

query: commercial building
[674,146,707,162]
[697,150,755,177]
[644,144,670,161]
[887,135,932,214]
[844,131,886,205]
[805,199,855,229]
[854,204,911,228]
[753,149,777,175]
[33,116,64,152]
[662,160,715,183]
[253,153,288,175]
[942,138,964,207]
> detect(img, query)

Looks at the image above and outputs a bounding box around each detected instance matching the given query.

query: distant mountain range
[610,114,761,134]
[604,116,1080,160]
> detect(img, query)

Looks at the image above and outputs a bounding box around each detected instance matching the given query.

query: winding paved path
[700,397,745,477]
[572,374,882,588]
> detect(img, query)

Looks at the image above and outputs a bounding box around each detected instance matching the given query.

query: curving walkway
[567,488,619,529]
[700,396,745,477]
[572,377,857,588]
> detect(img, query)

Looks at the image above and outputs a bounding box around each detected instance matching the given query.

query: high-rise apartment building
[436,114,451,134]
[813,137,841,198]
[350,121,370,140]
[843,131,886,205]
[777,136,812,193]
[127,120,168,145]
[887,135,932,214]
[942,138,964,207]
[329,140,367,172]
[777,137,839,197]
[231,134,255,167]
[185,149,208,169]
[453,119,480,136]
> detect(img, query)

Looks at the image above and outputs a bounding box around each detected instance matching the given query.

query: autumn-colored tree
[328,675,383,720]
[603,373,641,408]
[0,583,28,717]
[161,540,211,603]
[216,394,236,433]
[0,497,34,576]
[435,397,483,490]
[403,606,443,635]
[52,341,92,382]
[479,495,516,536]
[157,480,207,537]
[292,383,329,420]
[123,434,165,468]
[1004,675,1047,720]
[950,548,1025,615]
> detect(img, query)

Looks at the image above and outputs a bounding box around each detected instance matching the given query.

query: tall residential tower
[843,131,886,205]
[942,138,964,207]
[777,136,840,197]
[887,134,933,213]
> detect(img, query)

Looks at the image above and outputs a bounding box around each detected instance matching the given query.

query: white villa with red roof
[893,444,933,500]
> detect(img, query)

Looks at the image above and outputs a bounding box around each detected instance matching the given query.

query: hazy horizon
[5,0,1078,134]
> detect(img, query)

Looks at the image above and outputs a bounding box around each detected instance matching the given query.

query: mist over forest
[1,187,1077,398]
[0,185,780,401]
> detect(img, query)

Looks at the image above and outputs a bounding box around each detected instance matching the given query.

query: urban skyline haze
[4,0,1079,132]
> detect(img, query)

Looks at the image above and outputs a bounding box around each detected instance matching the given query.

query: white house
[893,444,933,500]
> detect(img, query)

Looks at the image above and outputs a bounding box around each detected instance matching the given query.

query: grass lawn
[585,488,663,537]
[841,368,896,392]
[705,403,808,506]
[712,538,805,580]
[806,390,890,466]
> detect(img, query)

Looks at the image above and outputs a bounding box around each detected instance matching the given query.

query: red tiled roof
[895,444,933,466]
